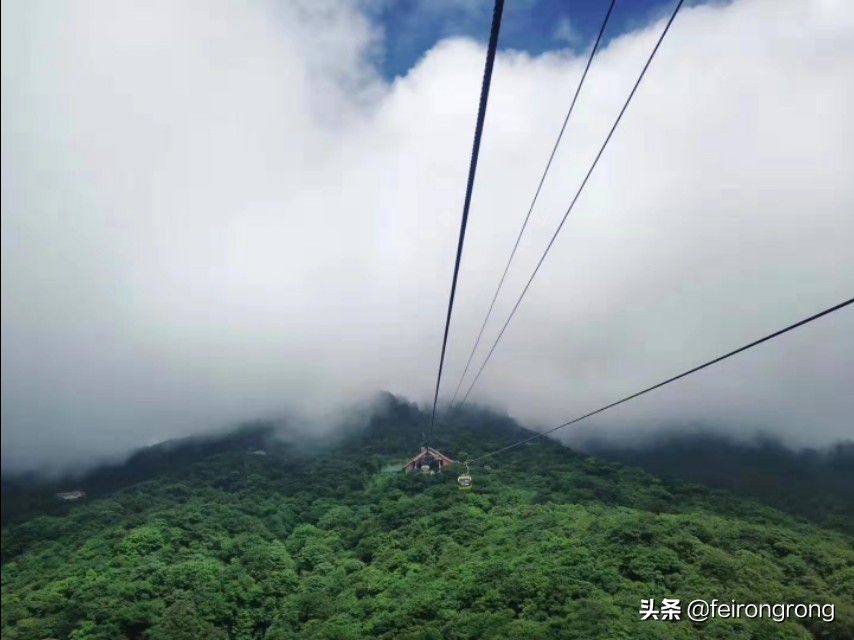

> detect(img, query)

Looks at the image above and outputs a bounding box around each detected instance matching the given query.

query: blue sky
[368,0,695,79]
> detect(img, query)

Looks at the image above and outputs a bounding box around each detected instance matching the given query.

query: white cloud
[2,0,853,473]
[553,16,581,46]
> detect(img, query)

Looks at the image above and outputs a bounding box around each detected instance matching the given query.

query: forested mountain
[2,395,853,639]
[577,432,854,536]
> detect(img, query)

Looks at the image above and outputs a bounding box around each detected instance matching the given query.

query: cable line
[428,0,506,443]
[469,296,854,463]
[453,0,685,412]
[449,0,618,408]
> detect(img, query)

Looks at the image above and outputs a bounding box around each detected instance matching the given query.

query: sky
[2,0,853,475]
[368,0,678,78]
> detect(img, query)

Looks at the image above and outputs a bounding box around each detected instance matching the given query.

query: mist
[2,0,853,475]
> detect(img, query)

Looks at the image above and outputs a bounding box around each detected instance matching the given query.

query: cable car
[457,460,473,491]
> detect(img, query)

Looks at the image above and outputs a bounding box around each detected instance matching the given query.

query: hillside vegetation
[2,396,853,639]
[579,432,854,535]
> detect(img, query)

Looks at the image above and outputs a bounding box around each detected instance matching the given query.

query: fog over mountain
[2,0,853,475]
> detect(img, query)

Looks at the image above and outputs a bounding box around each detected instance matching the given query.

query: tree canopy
[2,397,852,638]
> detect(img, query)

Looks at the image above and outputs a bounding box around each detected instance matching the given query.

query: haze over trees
[2,396,852,639]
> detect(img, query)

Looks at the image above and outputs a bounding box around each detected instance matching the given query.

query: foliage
[582,432,854,534]
[2,397,853,638]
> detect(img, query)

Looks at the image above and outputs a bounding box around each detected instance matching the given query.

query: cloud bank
[2,0,853,474]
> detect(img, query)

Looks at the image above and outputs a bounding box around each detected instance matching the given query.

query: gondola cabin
[457,474,473,491]
[403,447,455,474]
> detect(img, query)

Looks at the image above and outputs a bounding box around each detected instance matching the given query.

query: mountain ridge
[2,395,853,638]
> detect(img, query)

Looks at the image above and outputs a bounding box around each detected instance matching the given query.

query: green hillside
[2,396,852,639]
[579,433,854,535]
